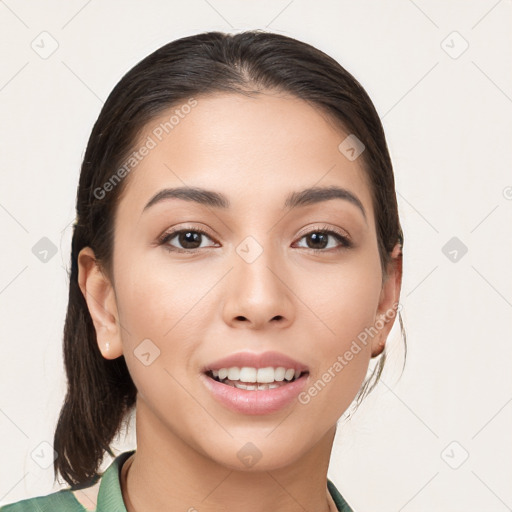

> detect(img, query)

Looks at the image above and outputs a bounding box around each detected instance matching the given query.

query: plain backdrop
[0,1,511,511]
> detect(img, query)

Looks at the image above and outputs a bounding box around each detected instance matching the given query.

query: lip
[202,350,309,373]
[200,371,309,415]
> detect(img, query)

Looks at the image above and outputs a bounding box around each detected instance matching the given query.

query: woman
[1,29,404,512]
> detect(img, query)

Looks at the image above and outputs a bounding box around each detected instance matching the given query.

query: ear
[371,242,403,358]
[77,246,123,359]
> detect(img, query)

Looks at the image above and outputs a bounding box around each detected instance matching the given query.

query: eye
[157,225,352,254]
[294,225,352,252]
[158,227,218,253]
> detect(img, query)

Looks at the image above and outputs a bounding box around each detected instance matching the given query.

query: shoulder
[0,449,134,512]
[0,488,86,511]
[327,478,355,512]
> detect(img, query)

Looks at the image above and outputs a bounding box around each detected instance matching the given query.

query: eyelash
[157,225,352,254]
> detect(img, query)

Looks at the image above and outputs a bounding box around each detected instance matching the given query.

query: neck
[120,398,338,512]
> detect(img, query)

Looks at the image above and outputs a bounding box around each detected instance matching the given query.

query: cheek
[112,262,205,411]
[298,255,382,408]
[114,252,213,343]
[112,250,230,394]
[296,306,375,423]
[306,252,382,345]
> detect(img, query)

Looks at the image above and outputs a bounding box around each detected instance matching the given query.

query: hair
[53,29,406,488]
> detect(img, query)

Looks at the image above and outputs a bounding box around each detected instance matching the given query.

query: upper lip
[203,351,309,373]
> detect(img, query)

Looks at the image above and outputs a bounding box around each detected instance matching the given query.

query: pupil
[180,231,201,249]
[308,232,327,249]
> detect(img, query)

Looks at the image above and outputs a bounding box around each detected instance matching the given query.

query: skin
[78,91,402,512]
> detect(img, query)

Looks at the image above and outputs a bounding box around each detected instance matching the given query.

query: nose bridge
[222,233,294,328]
[236,234,283,299]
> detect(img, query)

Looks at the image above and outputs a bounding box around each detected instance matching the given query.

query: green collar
[95,450,134,511]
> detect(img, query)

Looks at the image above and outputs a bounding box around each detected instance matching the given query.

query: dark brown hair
[53,29,405,488]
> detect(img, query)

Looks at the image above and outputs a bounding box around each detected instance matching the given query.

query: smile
[201,367,310,415]
[205,366,308,390]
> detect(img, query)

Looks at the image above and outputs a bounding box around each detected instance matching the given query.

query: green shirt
[0,450,354,511]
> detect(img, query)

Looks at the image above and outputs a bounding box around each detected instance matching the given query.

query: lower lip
[200,372,309,415]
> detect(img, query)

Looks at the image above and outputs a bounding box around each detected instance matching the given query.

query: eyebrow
[142,185,367,222]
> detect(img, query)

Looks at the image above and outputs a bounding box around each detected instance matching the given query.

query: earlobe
[370,242,403,358]
[371,339,386,358]
[77,247,123,359]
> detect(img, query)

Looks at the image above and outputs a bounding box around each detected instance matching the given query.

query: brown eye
[295,228,352,252]
[159,228,217,252]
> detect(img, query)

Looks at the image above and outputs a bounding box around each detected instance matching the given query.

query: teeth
[225,381,284,390]
[209,366,305,384]
[284,368,295,381]
[274,367,286,381]
[240,367,256,382]
[227,367,240,380]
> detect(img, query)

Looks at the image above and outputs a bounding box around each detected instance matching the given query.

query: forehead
[116,91,374,221]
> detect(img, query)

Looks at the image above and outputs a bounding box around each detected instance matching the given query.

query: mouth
[204,368,310,391]
[200,366,310,415]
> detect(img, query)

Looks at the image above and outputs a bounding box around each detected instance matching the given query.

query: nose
[222,244,295,330]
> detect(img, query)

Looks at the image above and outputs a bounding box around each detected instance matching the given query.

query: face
[79,91,400,472]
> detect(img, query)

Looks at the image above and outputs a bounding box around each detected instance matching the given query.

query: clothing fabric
[0,450,354,511]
